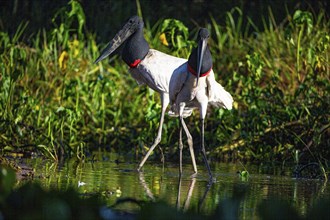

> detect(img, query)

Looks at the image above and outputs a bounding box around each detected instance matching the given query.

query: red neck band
[188,64,212,77]
[129,59,142,68]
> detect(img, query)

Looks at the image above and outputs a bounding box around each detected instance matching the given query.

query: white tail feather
[208,82,233,110]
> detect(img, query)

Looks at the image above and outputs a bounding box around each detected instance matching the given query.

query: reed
[0,1,328,166]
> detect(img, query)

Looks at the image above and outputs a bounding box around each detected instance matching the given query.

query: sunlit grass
[0,1,329,168]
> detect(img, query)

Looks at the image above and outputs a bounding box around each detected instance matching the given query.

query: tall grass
[0,1,329,166]
[208,7,329,165]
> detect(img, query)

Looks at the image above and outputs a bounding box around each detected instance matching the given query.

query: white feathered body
[169,68,233,118]
[128,48,233,118]
[129,49,187,94]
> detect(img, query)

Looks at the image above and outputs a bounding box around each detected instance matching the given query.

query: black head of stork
[94,16,150,68]
[188,28,213,86]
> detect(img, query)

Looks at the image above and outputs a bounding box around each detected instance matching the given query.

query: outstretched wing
[206,70,233,110]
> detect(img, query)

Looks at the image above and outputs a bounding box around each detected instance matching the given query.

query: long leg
[179,119,183,176]
[181,119,197,175]
[179,103,197,176]
[199,101,212,178]
[178,102,185,176]
[137,94,169,171]
[200,118,212,178]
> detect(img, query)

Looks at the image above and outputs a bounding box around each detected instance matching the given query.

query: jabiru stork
[94,16,198,174]
[169,28,233,178]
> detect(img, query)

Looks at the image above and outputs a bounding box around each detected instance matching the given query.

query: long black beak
[196,37,207,87]
[94,21,136,64]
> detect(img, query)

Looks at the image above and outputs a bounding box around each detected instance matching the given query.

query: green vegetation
[0,1,329,168]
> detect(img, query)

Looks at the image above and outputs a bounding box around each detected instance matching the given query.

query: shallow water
[22,152,329,219]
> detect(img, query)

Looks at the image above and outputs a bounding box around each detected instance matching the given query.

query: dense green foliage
[0,1,329,166]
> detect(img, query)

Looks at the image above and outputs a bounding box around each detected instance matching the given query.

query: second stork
[169,28,233,178]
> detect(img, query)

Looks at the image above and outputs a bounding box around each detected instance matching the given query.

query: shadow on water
[17,152,330,219]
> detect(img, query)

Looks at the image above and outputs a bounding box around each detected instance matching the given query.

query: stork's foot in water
[137,166,143,172]
[209,176,216,184]
[190,172,198,178]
